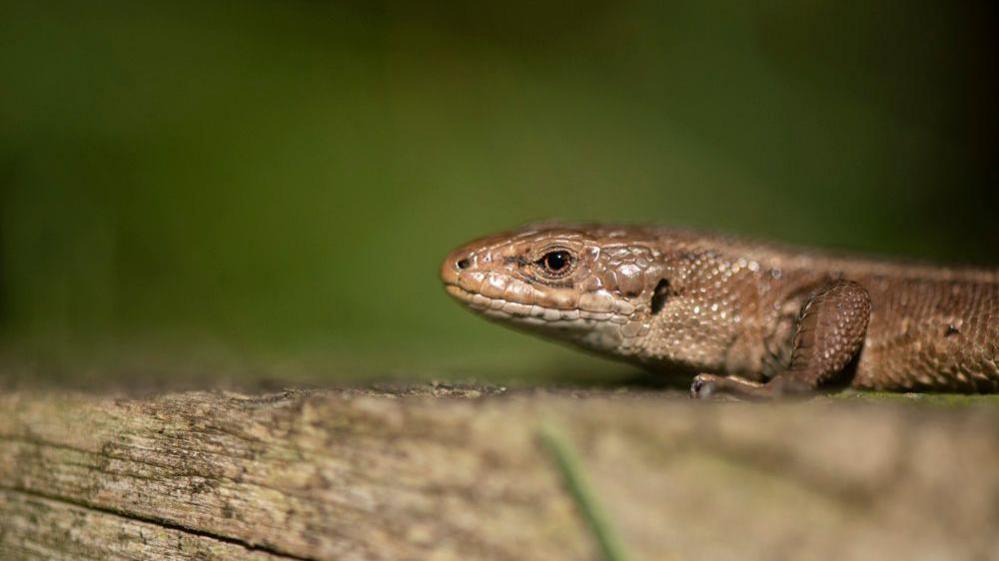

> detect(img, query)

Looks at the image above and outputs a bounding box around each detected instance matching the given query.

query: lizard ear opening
[650,279,671,314]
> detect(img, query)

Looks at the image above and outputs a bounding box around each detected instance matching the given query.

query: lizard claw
[690,374,720,399]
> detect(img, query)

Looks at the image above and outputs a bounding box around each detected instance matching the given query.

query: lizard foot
[690,374,721,399]
[690,373,778,400]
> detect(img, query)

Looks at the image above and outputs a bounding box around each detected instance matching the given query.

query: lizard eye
[537,250,574,277]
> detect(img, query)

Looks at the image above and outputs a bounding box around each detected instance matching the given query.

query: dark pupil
[544,251,570,272]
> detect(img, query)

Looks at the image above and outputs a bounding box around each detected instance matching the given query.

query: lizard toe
[690,374,720,399]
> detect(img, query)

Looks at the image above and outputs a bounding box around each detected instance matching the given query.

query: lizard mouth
[444,284,555,320]
[444,283,629,325]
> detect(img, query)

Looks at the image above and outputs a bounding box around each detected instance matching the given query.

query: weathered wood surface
[1,386,998,561]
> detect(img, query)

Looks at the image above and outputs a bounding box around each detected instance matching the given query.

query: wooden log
[1,386,998,561]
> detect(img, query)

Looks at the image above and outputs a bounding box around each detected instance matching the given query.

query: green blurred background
[1,1,996,387]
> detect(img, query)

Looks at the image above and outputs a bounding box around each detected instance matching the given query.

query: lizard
[439,223,999,399]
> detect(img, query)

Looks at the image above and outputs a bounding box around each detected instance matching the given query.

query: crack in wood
[0,485,318,561]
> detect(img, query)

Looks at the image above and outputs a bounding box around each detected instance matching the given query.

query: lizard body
[440,224,999,398]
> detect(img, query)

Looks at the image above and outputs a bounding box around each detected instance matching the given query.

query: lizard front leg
[691,280,871,400]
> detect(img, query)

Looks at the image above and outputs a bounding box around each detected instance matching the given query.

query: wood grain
[1,387,997,561]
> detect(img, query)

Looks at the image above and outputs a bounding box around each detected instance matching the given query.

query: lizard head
[440,224,668,358]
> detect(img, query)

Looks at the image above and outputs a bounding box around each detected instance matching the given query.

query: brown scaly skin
[440,224,999,399]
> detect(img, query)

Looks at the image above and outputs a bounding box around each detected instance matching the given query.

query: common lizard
[440,224,998,399]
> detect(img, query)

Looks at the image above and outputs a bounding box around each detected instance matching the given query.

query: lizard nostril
[456,257,471,270]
